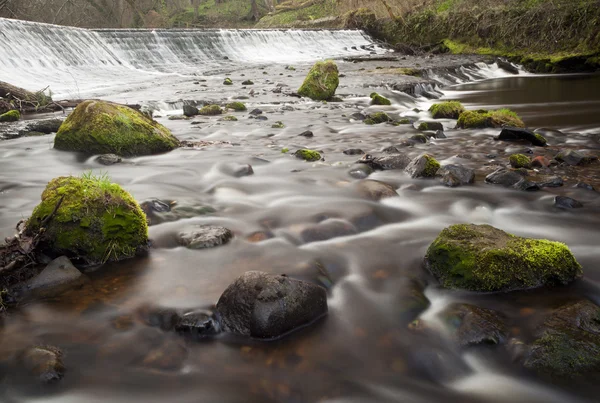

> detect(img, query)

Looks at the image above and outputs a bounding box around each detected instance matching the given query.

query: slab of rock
[555,196,583,209]
[358,154,411,171]
[496,127,547,147]
[485,168,523,187]
[178,225,233,249]
[441,303,508,347]
[26,256,85,298]
[24,118,63,134]
[436,164,475,187]
[424,224,582,292]
[298,130,314,138]
[216,271,328,339]
[555,150,597,166]
[300,219,357,243]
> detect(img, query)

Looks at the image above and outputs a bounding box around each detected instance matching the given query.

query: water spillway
[0,18,380,98]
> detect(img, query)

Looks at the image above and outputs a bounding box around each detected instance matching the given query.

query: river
[0,18,599,403]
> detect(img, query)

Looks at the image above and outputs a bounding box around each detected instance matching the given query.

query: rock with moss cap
[226,102,247,112]
[429,101,465,119]
[457,109,525,129]
[496,127,547,147]
[223,78,233,85]
[425,224,582,292]
[370,92,391,106]
[509,153,532,169]
[198,105,223,116]
[405,154,441,178]
[0,109,20,122]
[364,112,391,125]
[297,60,339,101]
[294,149,321,162]
[54,100,179,157]
[25,175,148,266]
[417,121,444,131]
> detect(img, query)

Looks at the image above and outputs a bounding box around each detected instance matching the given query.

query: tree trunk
[250,0,260,21]
[0,81,37,101]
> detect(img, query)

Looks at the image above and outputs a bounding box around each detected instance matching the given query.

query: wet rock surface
[353,179,397,201]
[496,127,547,146]
[216,271,328,339]
[441,303,508,347]
[96,153,122,165]
[25,256,85,298]
[19,346,65,383]
[436,164,475,187]
[178,225,233,249]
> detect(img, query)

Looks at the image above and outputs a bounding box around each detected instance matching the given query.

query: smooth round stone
[178,225,233,249]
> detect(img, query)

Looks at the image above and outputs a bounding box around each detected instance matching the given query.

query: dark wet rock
[485,168,524,187]
[249,108,263,115]
[26,256,85,298]
[140,198,171,217]
[405,154,441,178]
[537,176,563,188]
[183,104,199,117]
[434,130,446,139]
[381,146,400,154]
[436,164,475,187]
[496,127,547,147]
[523,299,600,378]
[441,303,508,347]
[513,178,540,191]
[255,115,268,121]
[410,133,428,143]
[143,200,215,225]
[353,179,397,201]
[424,224,582,292]
[20,346,65,383]
[222,163,253,177]
[417,121,444,131]
[343,148,364,155]
[24,118,63,134]
[300,219,357,243]
[555,150,597,166]
[178,225,233,249]
[350,112,366,121]
[174,309,221,339]
[138,305,180,331]
[96,153,122,165]
[496,58,519,74]
[358,153,411,171]
[575,182,596,191]
[241,80,254,85]
[554,196,583,209]
[216,271,328,339]
[141,339,188,371]
[531,156,550,168]
[397,278,430,321]
[348,163,373,179]
[299,130,314,138]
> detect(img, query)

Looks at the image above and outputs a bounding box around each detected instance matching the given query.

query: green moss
[241,80,254,85]
[226,102,247,111]
[396,68,421,77]
[429,101,465,119]
[54,100,179,157]
[364,112,391,125]
[220,115,238,121]
[281,148,289,154]
[425,224,582,292]
[271,121,285,128]
[294,149,321,161]
[223,78,233,85]
[534,133,548,146]
[418,122,429,130]
[370,92,391,106]
[198,105,223,116]
[457,109,525,129]
[25,175,148,266]
[0,109,20,122]
[397,118,411,124]
[423,154,441,177]
[509,153,532,168]
[297,60,339,101]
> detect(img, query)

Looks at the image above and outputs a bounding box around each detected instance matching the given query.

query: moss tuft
[457,109,525,129]
[534,133,548,146]
[54,100,179,157]
[226,102,247,111]
[294,149,321,161]
[271,121,285,128]
[223,78,233,85]
[0,109,20,122]
[370,92,392,106]
[429,101,465,119]
[198,105,223,116]
[509,153,532,169]
[297,60,339,101]
[364,112,391,125]
[397,118,411,124]
[25,174,148,266]
[220,115,238,121]
[425,224,582,292]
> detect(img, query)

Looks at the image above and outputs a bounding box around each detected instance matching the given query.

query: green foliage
[54,100,179,157]
[298,60,339,101]
[457,109,524,129]
[429,101,465,119]
[0,110,20,122]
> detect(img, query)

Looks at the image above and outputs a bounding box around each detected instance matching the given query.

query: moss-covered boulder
[364,112,391,125]
[54,100,179,157]
[509,153,532,169]
[226,102,247,112]
[424,224,582,292]
[429,101,465,119]
[25,175,148,266]
[198,105,223,116]
[0,109,20,122]
[370,92,391,106]
[297,60,339,101]
[457,109,525,129]
[223,78,233,85]
[294,149,321,162]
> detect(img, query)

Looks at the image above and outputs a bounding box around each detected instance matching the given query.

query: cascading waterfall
[0,18,381,98]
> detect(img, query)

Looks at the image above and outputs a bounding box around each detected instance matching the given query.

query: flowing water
[1,18,600,403]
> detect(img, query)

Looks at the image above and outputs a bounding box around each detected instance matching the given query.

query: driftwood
[20,99,141,114]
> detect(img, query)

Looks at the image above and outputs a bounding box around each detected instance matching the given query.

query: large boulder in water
[424,224,582,292]
[216,271,328,339]
[54,100,179,156]
[25,175,148,266]
[297,60,339,101]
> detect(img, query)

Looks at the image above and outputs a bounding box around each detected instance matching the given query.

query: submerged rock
[523,299,600,378]
[297,60,339,101]
[424,224,582,292]
[353,179,397,201]
[405,154,441,178]
[26,256,85,298]
[554,196,583,209]
[343,148,363,155]
[54,100,178,156]
[555,150,597,166]
[216,271,328,339]
[299,130,314,138]
[436,164,475,187]
[496,127,547,146]
[364,112,391,125]
[300,219,357,243]
[96,153,122,165]
[441,303,508,347]
[20,346,65,383]
[25,175,148,266]
[294,149,321,162]
[174,309,221,339]
[24,118,63,134]
[178,225,233,249]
